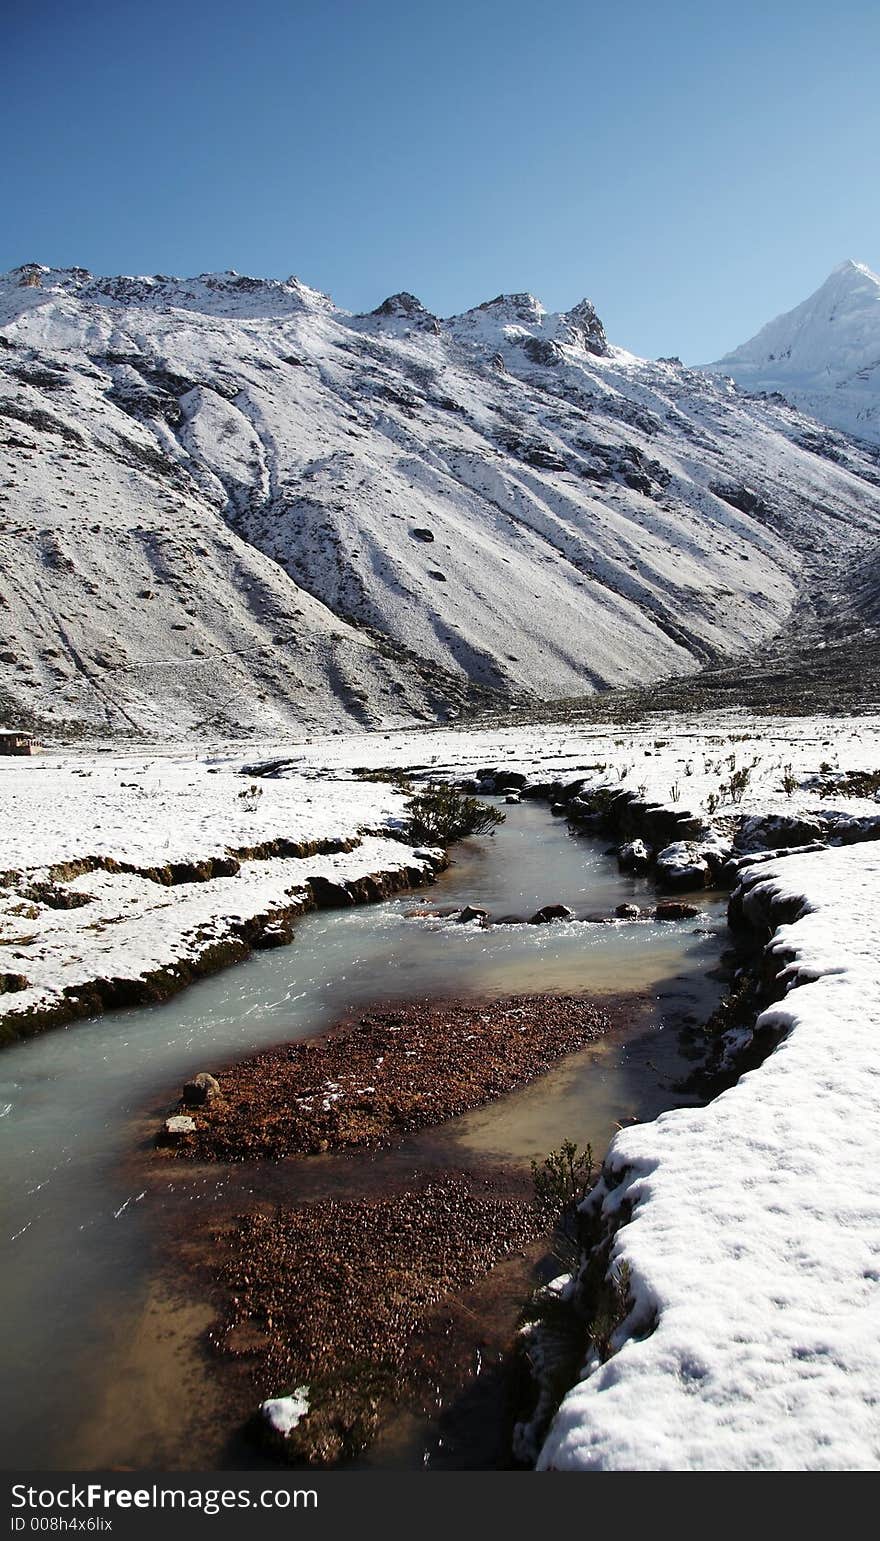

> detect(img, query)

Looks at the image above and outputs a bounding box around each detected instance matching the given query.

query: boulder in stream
[529,903,575,924]
[617,838,652,874]
[456,905,490,925]
[654,900,701,920]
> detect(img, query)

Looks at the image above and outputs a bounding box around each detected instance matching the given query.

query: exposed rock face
[709,481,774,520]
[369,293,440,333]
[371,292,430,319]
[520,336,563,368]
[563,298,610,357]
[474,292,546,324]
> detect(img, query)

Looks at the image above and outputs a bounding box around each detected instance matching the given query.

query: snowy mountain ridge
[707,258,880,445]
[2,260,880,739]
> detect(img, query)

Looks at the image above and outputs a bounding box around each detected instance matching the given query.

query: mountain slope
[2,264,880,739]
[706,260,880,446]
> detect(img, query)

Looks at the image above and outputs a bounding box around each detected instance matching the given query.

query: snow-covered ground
[3,264,880,738]
[0,752,431,1033]
[2,709,878,1038]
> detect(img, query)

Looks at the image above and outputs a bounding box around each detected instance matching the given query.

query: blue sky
[4,0,878,361]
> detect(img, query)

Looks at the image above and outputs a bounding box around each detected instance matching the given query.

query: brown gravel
[207,1172,543,1464]
[170,992,611,1161]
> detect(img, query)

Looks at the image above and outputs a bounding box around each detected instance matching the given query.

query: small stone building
[0,730,40,756]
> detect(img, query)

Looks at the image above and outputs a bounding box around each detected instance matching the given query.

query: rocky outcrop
[563,298,609,357]
[709,482,774,521]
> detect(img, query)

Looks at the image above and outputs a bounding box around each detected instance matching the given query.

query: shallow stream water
[0,801,726,1469]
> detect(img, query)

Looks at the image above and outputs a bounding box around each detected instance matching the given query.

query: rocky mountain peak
[371,292,429,318]
[561,297,609,357]
[471,292,546,324]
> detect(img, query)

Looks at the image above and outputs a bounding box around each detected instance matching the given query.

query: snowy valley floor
[2,708,880,1469]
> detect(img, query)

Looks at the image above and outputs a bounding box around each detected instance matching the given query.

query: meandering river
[0,802,727,1468]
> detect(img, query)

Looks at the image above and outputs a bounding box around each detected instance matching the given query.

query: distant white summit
[706,259,880,445]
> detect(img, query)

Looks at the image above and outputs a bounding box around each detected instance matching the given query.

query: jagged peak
[0,264,335,316]
[370,291,430,319]
[465,292,546,324]
[566,296,601,318]
[559,297,609,357]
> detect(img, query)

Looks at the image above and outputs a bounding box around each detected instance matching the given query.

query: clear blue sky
[3,0,878,362]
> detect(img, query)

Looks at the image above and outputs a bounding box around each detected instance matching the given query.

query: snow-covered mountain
[706,260,880,446]
[2,262,880,739]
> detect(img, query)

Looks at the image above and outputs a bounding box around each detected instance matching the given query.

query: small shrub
[669,781,681,803]
[781,764,798,798]
[587,1260,633,1362]
[403,783,505,845]
[352,767,413,790]
[531,1139,595,1219]
[237,784,263,813]
[722,765,753,804]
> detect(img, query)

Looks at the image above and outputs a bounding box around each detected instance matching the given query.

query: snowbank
[538,841,880,1470]
[0,753,431,1037]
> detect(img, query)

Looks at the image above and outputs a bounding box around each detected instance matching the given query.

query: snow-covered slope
[706,260,880,446]
[3,263,880,738]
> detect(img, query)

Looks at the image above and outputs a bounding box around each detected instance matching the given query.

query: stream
[0,801,728,1469]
